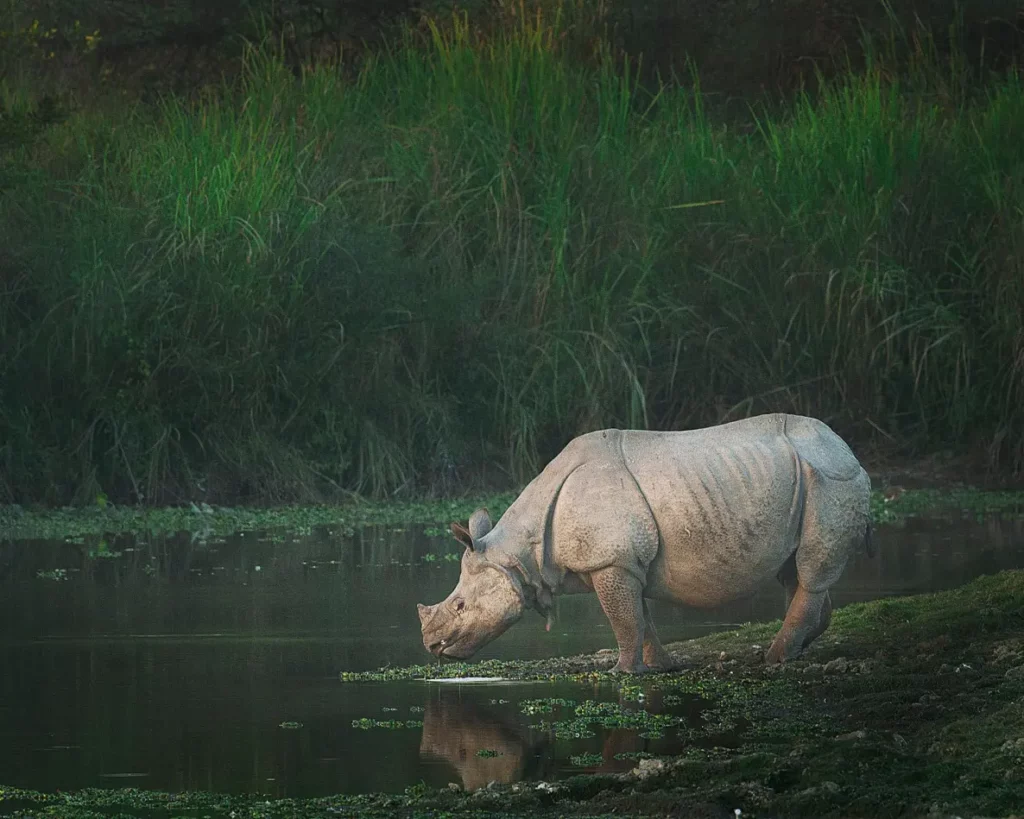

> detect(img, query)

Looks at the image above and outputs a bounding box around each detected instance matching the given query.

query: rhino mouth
[428,634,473,659]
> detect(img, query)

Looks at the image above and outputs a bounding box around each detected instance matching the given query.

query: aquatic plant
[0,494,518,541]
[520,698,577,714]
[351,718,425,730]
[4,486,1022,543]
[569,751,604,767]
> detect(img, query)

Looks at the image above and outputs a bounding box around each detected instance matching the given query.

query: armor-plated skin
[417,413,873,673]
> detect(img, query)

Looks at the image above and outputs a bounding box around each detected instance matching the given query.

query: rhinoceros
[417,413,873,672]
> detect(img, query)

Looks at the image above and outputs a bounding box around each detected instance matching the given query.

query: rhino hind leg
[766,552,840,663]
[642,600,675,670]
[764,462,869,665]
[591,566,649,674]
[774,555,832,650]
[804,591,833,648]
[765,585,831,663]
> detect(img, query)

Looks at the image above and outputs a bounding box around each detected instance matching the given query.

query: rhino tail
[864,520,876,559]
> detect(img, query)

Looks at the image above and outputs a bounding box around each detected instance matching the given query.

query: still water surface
[1,515,1023,796]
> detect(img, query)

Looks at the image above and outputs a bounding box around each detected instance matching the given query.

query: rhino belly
[644,525,794,608]
[626,435,802,608]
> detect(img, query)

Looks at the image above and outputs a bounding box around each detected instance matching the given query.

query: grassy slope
[3,569,1024,817]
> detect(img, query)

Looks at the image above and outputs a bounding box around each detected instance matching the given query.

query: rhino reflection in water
[418,414,873,672]
[419,690,552,790]
[419,690,671,790]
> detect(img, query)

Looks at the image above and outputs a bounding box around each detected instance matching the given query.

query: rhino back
[484,415,865,607]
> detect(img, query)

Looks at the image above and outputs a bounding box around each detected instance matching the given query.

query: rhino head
[417,508,526,660]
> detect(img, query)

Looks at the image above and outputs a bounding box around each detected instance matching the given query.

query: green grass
[1,1,1023,505]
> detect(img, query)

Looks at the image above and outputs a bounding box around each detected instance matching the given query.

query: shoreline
[2,477,1024,543]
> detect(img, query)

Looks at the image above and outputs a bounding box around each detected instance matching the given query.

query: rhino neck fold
[485,437,605,618]
[505,552,555,617]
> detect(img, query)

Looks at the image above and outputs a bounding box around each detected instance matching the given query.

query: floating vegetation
[420,552,460,563]
[530,701,682,740]
[0,494,518,542]
[475,749,501,758]
[278,721,303,730]
[35,568,70,581]
[869,488,1024,524]
[569,752,604,767]
[520,698,577,715]
[351,718,425,730]
[4,487,1023,544]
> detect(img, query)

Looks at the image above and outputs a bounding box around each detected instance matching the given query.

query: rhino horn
[417,603,436,626]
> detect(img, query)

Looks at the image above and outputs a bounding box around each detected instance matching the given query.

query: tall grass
[1,1,1022,504]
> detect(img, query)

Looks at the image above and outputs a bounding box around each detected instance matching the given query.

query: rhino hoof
[765,638,804,665]
[610,661,651,675]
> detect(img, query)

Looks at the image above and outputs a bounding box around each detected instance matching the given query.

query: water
[1,515,1023,797]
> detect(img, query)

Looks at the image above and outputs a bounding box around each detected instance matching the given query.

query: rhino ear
[468,508,493,541]
[450,521,474,551]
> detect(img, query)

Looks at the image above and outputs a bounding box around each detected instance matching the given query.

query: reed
[1,1,1021,503]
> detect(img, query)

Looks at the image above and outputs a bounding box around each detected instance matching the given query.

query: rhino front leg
[591,566,648,674]
[642,600,675,670]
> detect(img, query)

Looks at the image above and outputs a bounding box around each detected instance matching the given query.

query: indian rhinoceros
[417,413,873,672]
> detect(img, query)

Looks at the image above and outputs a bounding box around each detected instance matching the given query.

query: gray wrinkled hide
[418,413,873,672]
